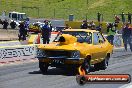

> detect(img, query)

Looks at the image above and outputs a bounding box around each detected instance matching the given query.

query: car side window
[93,32,99,45]
[76,32,92,44]
[98,33,105,43]
[87,32,92,44]
[61,31,92,44]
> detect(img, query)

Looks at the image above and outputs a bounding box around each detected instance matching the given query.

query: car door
[97,32,107,58]
[92,32,104,59]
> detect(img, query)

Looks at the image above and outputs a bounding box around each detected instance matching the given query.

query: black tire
[94,56,110,70]
[65,65,78,75]
[82,59,91,74]
[39,62,49,73]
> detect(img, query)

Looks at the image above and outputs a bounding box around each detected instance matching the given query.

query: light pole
[87,0,89,5]
[21,0,22,11]
[86,0,89,21]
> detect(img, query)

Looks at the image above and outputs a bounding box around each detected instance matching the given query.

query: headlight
[71,51,80,58]
[36,49,46,58]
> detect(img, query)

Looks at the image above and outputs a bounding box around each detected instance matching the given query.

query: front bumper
[38,57,84,65]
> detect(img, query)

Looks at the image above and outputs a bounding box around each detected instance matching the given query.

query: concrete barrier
[0,29,18,41]
[0,45,36,63]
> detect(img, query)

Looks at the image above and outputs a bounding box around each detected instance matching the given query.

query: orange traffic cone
[37,33,40,44]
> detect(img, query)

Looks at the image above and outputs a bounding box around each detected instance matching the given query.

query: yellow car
[36,29,113,74]
[28,22,44,33]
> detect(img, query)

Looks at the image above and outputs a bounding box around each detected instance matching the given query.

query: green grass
[0,0,132,22]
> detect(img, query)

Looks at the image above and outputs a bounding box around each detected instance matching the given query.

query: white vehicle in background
[9,11,27,20]
[9,11,28,25]
[0,11,28,26]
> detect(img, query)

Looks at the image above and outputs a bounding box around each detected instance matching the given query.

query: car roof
[9,11,26,14]
[62,29,98,33]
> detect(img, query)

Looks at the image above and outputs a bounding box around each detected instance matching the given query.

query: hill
[0,0,131,22]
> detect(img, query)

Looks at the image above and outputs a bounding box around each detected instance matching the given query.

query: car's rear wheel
[39,62,49,73]
[94,55,110,70]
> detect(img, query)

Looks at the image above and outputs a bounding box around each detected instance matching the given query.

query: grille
[45,50,71,58]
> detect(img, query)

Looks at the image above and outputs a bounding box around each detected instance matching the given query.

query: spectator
[107,23,116,45]
[64,24,72,29]
[24,18,30,36]
[41,20,51,44]
[48,20,52,32]
[2,19,9,30]
[24,18,30,30]
[114,15,120,23]
[97,12,101,22]
[122,23,132,51]
[121,12,125,23]
[65,24,69,29]
[96,23,102,32]
[128,12,131,24]
[18,22,26,41]
[10,20,16,29]
[89,21,95,29]
[80,20,88,29]
[0,19,3,25]
[113,22,118,31]
[48,20,53,38]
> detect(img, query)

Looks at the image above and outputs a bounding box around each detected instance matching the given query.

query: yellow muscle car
[36,29,113,74]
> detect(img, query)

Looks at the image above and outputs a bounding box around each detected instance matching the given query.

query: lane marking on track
[120,83,132,88]
[0,59,38,67]
[0,43,34,48]
[0,40,19,43]
[114,47,124,50]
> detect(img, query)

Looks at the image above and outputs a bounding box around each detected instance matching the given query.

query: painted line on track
[0,58,37,67]
[0,40,19,43]
[0,44,35,48]
[114,47,124,50]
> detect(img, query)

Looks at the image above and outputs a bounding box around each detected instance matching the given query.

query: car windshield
[54,31,92,44]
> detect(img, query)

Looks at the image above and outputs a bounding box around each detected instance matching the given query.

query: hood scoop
[59,34,77,45]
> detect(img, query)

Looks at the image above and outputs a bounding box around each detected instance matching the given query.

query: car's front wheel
[94,55,110,70]
[39,62,49,73]
[81,59,91,74]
